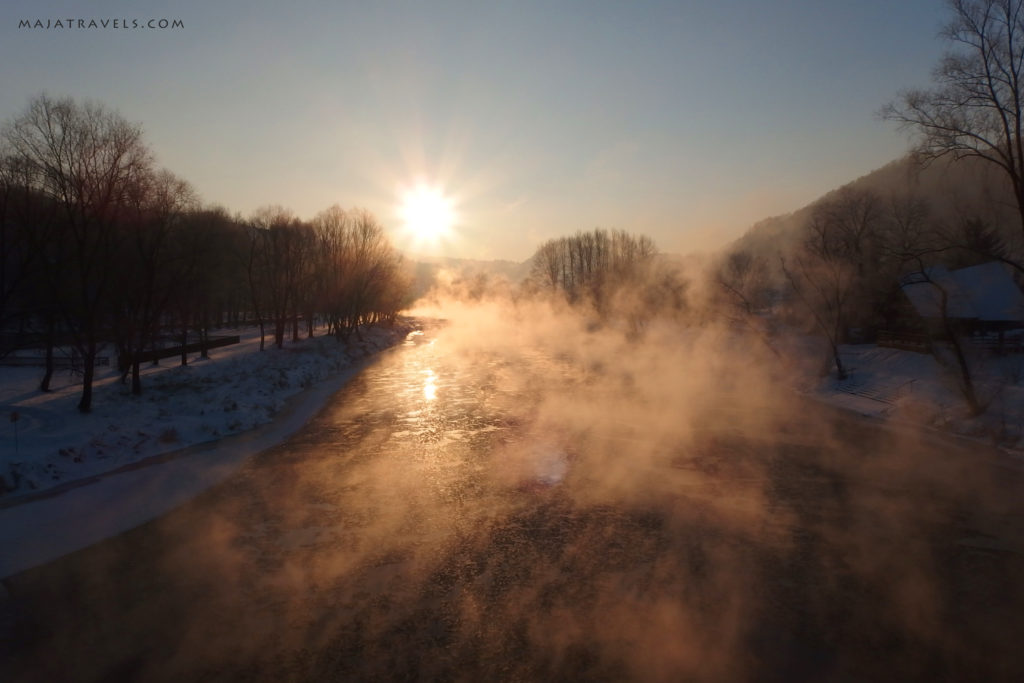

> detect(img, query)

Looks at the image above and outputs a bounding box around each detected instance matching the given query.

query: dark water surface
[5,323,1024,681]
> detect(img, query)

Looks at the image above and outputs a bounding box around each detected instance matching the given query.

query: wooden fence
[121,335,240,366]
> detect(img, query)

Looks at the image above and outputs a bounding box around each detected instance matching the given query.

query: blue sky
[0,1,947,259]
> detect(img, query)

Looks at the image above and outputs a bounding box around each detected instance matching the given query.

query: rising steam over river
[5,304,1024,681]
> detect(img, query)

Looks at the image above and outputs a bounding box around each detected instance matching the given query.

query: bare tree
[0,153,66,390]
[0,150,55,357]
[780,252,854,381]
[714,248,783,357]
[529,239,564,294]
[243,222,269,351]
[879,196,992,415]
[2,95,153,412]
[780,192,881,379]
[527,229,656,310]
[248,206,309,349]
[883,0,1024,242]
[176,207,246,334]
[311,205,407,342]
[813,187,884,280]
[717,249,772,318]
[342,210,403,340]
[112,169,197,392]
[312,205,351,339]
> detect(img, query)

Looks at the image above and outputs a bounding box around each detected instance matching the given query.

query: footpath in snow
[0,321,415,578]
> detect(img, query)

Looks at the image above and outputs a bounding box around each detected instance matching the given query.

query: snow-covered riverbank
[809,342,1024,463]
[0,321,416,500]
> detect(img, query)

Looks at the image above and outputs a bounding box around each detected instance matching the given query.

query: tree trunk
[832,320,847,380]
[932,279,984,415]
[77,341,97,413]
[945,323,982,416]
[131,359,142,395]
[39,315,55,392]
[200,315,209,359]
[830,343,847,381]
[1015,181,1024,244]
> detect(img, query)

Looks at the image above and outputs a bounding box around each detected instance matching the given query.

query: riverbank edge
[0,321,417,510]
[0,321,417,579]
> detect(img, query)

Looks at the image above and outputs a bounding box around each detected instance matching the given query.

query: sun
[398,183,455,243]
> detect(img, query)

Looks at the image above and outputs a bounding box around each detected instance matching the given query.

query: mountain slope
[731,154,1019,258]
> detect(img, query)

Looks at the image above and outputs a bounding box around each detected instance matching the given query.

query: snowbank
[0,321,416,499]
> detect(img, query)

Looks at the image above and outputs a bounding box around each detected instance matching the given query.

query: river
[4,317,1024,681]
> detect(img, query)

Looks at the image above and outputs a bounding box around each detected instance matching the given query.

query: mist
[5,280,1023,682]
[8,3,1024,678]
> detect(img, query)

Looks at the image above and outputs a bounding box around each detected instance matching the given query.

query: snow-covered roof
[901,261,1024,322]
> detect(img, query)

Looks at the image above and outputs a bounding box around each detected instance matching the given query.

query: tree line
[524,228,688,334]
[0,94,410,412]
[528,229,657,304]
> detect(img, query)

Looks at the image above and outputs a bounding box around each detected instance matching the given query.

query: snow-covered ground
[0,322,416,499]
[814,342,1024,456]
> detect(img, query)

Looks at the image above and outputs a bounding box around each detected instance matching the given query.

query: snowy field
[0,321,416,499]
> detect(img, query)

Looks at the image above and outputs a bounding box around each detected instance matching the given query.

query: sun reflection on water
[423,369,437,401]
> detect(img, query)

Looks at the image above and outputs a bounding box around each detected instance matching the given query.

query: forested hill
[730,154,1020,260]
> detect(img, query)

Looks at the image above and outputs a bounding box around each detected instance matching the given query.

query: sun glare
[398,183,455,244]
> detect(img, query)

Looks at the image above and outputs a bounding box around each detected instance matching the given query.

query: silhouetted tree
[883,0,1024,245]
[0,151,54,356]
[2,94,413,415]
[895,265,989,416]
[527,229,657,311]
[945,216,1010,268]
[714,248,782,356]
[781,197,865,380]
[112,169,198,391]
[179,206,247,331]
[2,95,153,411]
[877,196,992,415]
[247,206,308,349]
[341,210,405,339]
[813,187,884,280]
[717,249,773,318]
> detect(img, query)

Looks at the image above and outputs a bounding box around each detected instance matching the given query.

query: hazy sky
[1,0,947,260]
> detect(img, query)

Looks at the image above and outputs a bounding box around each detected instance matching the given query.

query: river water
[6,317,1024,681]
